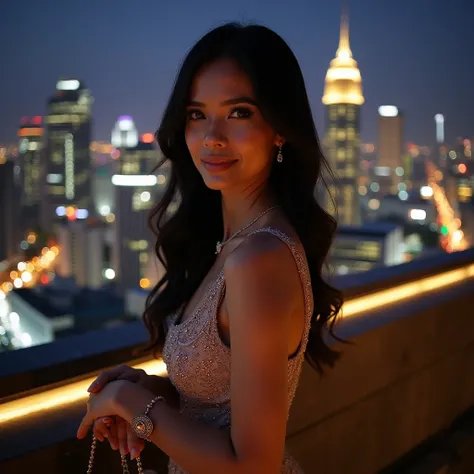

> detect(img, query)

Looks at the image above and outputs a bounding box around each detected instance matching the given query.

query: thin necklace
[216,205,279,255]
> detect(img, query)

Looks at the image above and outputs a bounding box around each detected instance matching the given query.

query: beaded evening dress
[162,227,313,473]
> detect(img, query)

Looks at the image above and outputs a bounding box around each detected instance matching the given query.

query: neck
[220,184,277,241]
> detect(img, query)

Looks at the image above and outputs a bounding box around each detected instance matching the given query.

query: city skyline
[2,0,474,146]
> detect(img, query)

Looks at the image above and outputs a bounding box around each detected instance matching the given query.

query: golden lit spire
[322,3,364,106]
[336,5,352,60]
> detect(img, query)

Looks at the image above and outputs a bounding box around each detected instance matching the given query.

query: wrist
[114,380,155,423]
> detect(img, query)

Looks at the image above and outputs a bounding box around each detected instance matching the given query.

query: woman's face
[185,58,281,192]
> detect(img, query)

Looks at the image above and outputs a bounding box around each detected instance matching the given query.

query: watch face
[132,415,153,439]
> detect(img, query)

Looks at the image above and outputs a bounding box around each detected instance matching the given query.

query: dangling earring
[277,144,283,163]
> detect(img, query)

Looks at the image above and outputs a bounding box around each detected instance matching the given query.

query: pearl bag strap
[86,433,144,474]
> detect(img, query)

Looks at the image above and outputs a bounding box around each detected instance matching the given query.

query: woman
[77,22,343,473]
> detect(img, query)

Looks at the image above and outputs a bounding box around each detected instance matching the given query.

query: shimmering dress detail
[162,227,314,473]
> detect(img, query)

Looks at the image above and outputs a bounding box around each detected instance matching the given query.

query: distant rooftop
[14,285,124,320]
[338,222,401,237]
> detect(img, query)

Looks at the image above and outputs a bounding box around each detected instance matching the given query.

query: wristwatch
[131,395,165,440]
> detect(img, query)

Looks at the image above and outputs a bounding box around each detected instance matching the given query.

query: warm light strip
[1,262,474,425]
[343,263,474,318]
[0,359,167,425]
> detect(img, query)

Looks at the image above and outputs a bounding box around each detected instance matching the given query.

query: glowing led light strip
[1,262,474,425]
[343,263,474,318]
[0,359,167,425]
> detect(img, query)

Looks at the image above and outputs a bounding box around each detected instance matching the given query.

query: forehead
[189,58,254,100]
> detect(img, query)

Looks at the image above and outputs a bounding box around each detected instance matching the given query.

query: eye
[186,109,204,121]
[229,107,253,119]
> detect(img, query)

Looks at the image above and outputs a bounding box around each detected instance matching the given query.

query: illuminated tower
[111,127,168,293]
[377,106,404,196]
[18,117,44,232]
[322,6,364,226]
[434,114,445,144]
[43,78,94,229]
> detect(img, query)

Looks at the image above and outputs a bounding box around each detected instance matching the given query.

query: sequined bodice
[162,227,313,473]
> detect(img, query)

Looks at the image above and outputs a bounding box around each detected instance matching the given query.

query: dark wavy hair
[143,22,343,373]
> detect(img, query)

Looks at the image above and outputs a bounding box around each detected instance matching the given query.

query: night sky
[1,0,473,146]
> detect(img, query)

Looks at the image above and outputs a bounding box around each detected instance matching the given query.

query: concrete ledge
[286,281,474,473]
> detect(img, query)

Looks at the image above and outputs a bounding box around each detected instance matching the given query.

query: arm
[115,234,298,473]
[88,364,180,410]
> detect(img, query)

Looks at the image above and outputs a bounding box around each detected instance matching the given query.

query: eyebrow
[187,96,258,107]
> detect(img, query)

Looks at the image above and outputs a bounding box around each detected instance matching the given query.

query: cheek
[231,126,273,164]
[184,127,203,165]
[184,127,199,151]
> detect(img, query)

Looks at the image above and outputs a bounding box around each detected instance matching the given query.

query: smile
[201,159,237,172]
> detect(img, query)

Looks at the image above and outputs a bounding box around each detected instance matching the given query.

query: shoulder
[224,230,296,279]
[223,230,300,317]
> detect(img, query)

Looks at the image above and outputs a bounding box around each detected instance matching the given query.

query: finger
[94,418,112,442]
[77,414,94,439]
[107,418,119,450]
[88,365,139,392]
[116,417,129,456]
[127,423,144,460]
[93,429,104,442]
[88,367,122,392]
[118,368,145,384]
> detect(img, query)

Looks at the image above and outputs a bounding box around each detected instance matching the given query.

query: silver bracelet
[131,395,165,440]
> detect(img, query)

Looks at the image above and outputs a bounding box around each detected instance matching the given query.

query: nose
[203,122,227,149]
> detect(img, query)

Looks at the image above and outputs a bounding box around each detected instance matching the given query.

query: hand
[93,416,144,459]
[88,364,149,393]
[88,365,149,457]
[77,380,124,441]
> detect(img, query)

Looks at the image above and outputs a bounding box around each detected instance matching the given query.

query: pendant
[215,241,222,255]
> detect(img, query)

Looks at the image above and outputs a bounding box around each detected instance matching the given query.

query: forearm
[116,383,251,474]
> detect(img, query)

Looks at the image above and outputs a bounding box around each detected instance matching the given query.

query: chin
[201,175,235,191]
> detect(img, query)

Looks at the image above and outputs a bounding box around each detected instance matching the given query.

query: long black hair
[143,22,343,373]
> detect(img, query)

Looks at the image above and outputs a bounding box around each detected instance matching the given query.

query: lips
[201,157,237,165]
[201,157,237,172]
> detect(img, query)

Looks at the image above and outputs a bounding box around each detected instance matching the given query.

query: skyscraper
[110,119,168,293]
[322,7,364,226]
[18,116,44,232]
[0,160,22,261]
[434,114,445,145]
[43,79,94,230]
[57,220,107,289]
[376,106,404,196]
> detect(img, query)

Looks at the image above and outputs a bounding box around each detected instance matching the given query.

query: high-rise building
[57,220,107,289]
[376,106,404,196]
[322,8,364,226]
[18,117,44,232]
[110,121,168,293]
[42,79,94,230]
[111,115,139,149]
[330,222,404,274]
[434,114,445,145]
[0,160,22,261]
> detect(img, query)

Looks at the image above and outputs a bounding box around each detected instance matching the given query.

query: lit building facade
[110,120,169,293]
[330,222,404,274]
[0,160,22,261]
[376,106,404,196]
[322,9,364,226]
[18,117,44,232]
[43,79,94,229]
[57,221,107,289]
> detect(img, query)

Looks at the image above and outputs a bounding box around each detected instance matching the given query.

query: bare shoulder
[224,229,297,278]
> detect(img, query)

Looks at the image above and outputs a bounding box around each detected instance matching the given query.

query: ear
[274,135,285,147]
